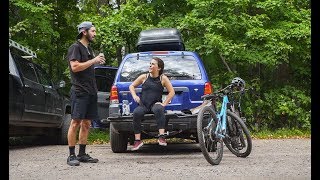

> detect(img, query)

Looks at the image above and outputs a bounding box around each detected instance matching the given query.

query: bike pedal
[156,131,169,138]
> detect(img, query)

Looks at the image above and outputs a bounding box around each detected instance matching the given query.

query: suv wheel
[110,123,128,153]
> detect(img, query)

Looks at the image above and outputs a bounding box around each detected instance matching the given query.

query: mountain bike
[196,77,252,165]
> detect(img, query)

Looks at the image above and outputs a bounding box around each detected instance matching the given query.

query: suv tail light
[110,85,119,104]
[204,82,213,95]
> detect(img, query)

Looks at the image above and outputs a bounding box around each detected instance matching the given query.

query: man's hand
[70,55,105,72]
[93,54,105,64]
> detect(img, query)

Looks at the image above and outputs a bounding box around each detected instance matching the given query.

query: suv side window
[13,55,38,83]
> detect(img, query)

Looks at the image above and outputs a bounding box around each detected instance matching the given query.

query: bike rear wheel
[223,110,252,157]
[197,106,223,165]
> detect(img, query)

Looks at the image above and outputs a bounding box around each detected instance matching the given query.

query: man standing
[66,21,105,166]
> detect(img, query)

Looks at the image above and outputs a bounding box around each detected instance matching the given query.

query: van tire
[59,114,71,145]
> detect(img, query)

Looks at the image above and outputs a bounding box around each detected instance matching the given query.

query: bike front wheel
[223,110,252,157]
[197,106,223,165]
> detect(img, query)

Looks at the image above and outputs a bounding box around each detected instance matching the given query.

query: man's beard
[86,34,94,43]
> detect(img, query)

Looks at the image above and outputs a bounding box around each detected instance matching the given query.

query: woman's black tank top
[140,73,164,109]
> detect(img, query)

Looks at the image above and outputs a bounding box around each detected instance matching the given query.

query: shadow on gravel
[127,143,202,155]
[9,136,55,149]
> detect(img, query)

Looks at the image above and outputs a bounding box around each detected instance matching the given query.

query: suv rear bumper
[104,113,198,132]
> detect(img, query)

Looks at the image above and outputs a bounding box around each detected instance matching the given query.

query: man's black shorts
[71,91,98,120]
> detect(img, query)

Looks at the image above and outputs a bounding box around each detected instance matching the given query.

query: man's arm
[70,55,105,72]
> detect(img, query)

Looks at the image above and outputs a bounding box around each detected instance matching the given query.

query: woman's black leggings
[132,104,166,134]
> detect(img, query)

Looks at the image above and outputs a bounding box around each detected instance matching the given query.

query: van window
[13,55,38,83]
[95,68,117,92]
[120,55,202,82]
[35,65,53,87]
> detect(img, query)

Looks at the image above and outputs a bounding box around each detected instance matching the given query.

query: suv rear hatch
[109,51,212,116]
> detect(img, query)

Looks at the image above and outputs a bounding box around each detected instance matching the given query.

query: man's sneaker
[131,140,144,151]
[67,154,80,166]
[158,136,167,146]
[77,153,99,163]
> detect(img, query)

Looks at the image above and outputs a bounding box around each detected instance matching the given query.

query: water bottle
[122,100,130,116]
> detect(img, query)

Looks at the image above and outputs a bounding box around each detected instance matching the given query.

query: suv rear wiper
[167,74,193,79]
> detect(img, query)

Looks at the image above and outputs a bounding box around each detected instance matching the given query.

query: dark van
[92,65,118,129]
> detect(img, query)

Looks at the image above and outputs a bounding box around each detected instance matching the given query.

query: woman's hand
[155,102,165,107]
[133,95,141,104]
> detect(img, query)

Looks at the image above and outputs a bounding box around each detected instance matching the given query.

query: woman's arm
[161,75,175,106]
[129,74,146,103]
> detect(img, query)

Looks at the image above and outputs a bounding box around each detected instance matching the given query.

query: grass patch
[143,138,195,144]
[87,128,311,145]
[88,128,110,144]
[251,128,311,139]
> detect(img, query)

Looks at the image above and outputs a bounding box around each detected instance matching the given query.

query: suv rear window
[120,55,202,82]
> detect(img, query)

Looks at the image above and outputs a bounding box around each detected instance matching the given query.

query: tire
[197,106,223,165]
[128,135,135,145]
[58,114,71,145]
[223,110,252,157]
[110,123,128,153]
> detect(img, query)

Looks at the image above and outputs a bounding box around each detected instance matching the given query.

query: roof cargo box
[136,28,185,52]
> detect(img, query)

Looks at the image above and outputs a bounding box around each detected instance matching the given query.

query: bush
[244,85,311,131]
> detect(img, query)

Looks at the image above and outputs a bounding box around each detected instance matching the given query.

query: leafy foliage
[9,0,311,131]
[244,86,311,131]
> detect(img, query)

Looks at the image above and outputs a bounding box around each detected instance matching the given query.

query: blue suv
[106,28,213,152]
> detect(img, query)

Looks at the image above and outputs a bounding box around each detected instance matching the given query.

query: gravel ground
[9,138,311,180]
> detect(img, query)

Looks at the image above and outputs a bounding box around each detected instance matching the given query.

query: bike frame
[214,95,229,139]
[204,94,229,140]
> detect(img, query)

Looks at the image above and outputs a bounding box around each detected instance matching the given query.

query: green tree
[9,0,311,130]
[9,0,81,84]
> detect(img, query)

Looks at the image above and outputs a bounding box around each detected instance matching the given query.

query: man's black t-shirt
[66,41,97,95]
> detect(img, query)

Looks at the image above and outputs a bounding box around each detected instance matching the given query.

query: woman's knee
[152,104,164,114]
[133,107,145,118]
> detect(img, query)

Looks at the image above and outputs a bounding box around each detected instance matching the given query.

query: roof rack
[9,39,37,58]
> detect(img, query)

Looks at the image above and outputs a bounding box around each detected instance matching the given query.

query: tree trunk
[219,53,233,73]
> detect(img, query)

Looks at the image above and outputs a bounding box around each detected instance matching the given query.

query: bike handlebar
[201,84,252,100]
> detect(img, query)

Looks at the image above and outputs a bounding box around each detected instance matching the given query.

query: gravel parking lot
[9,138,311,180]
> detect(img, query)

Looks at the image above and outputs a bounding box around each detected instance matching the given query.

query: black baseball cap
[76,21,94,39]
